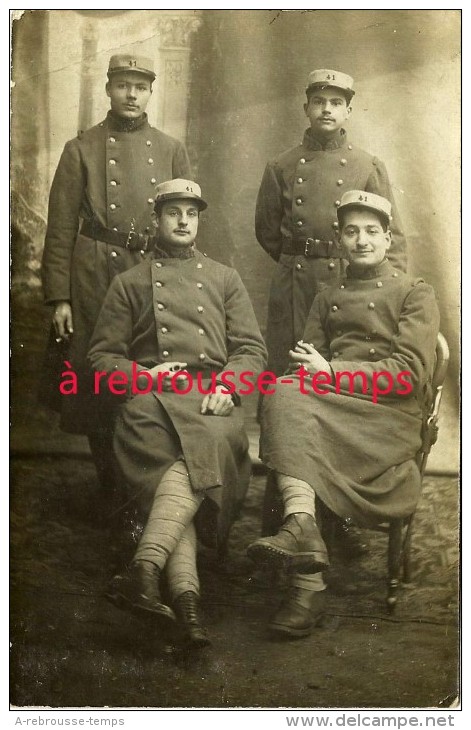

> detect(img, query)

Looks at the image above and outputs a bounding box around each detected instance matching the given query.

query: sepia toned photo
[10,8,460,711]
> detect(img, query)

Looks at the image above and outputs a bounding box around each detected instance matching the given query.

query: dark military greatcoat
[88,249,267,544]
[255,128,408,375]
[260,260,440,526]
[41,111,191,432]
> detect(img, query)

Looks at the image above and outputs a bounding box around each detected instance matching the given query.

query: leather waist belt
[282,238,343,259]
[81,220,157,252]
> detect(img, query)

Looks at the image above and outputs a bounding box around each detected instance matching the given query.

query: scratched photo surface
[10,9,460,709]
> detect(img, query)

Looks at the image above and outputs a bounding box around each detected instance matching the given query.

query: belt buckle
[125,230,140,250]
[304,237,314,256]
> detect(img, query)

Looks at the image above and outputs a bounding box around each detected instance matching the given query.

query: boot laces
[177,592,200,623]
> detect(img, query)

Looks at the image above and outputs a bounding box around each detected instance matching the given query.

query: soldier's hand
[147,362,188,392]
[53,301,74,341]
[288,341,330,374]
[201,386,234,416]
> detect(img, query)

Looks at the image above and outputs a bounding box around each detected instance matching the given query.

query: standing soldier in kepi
[255,68,407,545]
[41,54,191,503]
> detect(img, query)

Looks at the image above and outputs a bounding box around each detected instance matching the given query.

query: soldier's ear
[105,81,111,98]
[337,225,351,256]
[384,230,392,250]
[303,101,309,116]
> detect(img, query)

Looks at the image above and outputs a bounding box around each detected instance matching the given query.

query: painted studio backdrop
[11,9,459,470]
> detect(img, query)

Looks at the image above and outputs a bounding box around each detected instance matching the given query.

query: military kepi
[154,179,208,211]
[108,54,156,81]
[306,68,355,102]
[337,190,392,226]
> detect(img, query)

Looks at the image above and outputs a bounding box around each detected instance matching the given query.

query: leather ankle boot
[247,513,329,573]
[333,517,368,560]
[106,560,176,623]
[174,591,211,648]
[269,587,326,638]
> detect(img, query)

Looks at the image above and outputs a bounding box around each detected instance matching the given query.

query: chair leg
[387,519,404,613]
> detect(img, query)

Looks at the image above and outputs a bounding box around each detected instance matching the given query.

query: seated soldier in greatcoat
[88,179,267,646]
[248,191,439,638]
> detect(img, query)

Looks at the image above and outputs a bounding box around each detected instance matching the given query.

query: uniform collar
[153,241,196,259]
[303,127,347,151]
[346,259,396,280]
[106,110,149,133]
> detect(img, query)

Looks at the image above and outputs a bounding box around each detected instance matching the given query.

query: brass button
[199,353,206,361]
[110,203,116,210]
[112,227,118,231]
[155,262,162,268]
[109,136,116,143]
[110,251,118,258]
[109,159,116,165]
[296,263,302,270]
[315,239,320,244]
[297,177,303,184]
[299,158,306,164]
[340,158,347,166]
[332,305,338,312]
[155,281,163,287]
[161,327,168,334]
[145,227,151,232]
[140,249,145,256]
[197,263,203,269]
[162,350,169,357]
[340,284,345,289]
[151,177,157,184]
[369,348,376,355]
[197,283,203,289]
[348,144,353,150]
[376,281,383,288]
[368,302,375,310]
[146,140,152,146]
[328,240,333,245]
[157,303,164,310]
[197,306,204,313]
[147,198,154,204]
[392,272,398,278]
[328,262,335,270]
[332,222,339,229]
[296,198,303,205]
[335,200,341,207]
[296,220,303,227]
[332,351,339,358]
[337,179,344,186]
[198,328,205,335]
[110,180,117,186]
[148,158,154,164]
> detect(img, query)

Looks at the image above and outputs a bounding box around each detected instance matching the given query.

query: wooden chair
[382,332,450,612]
